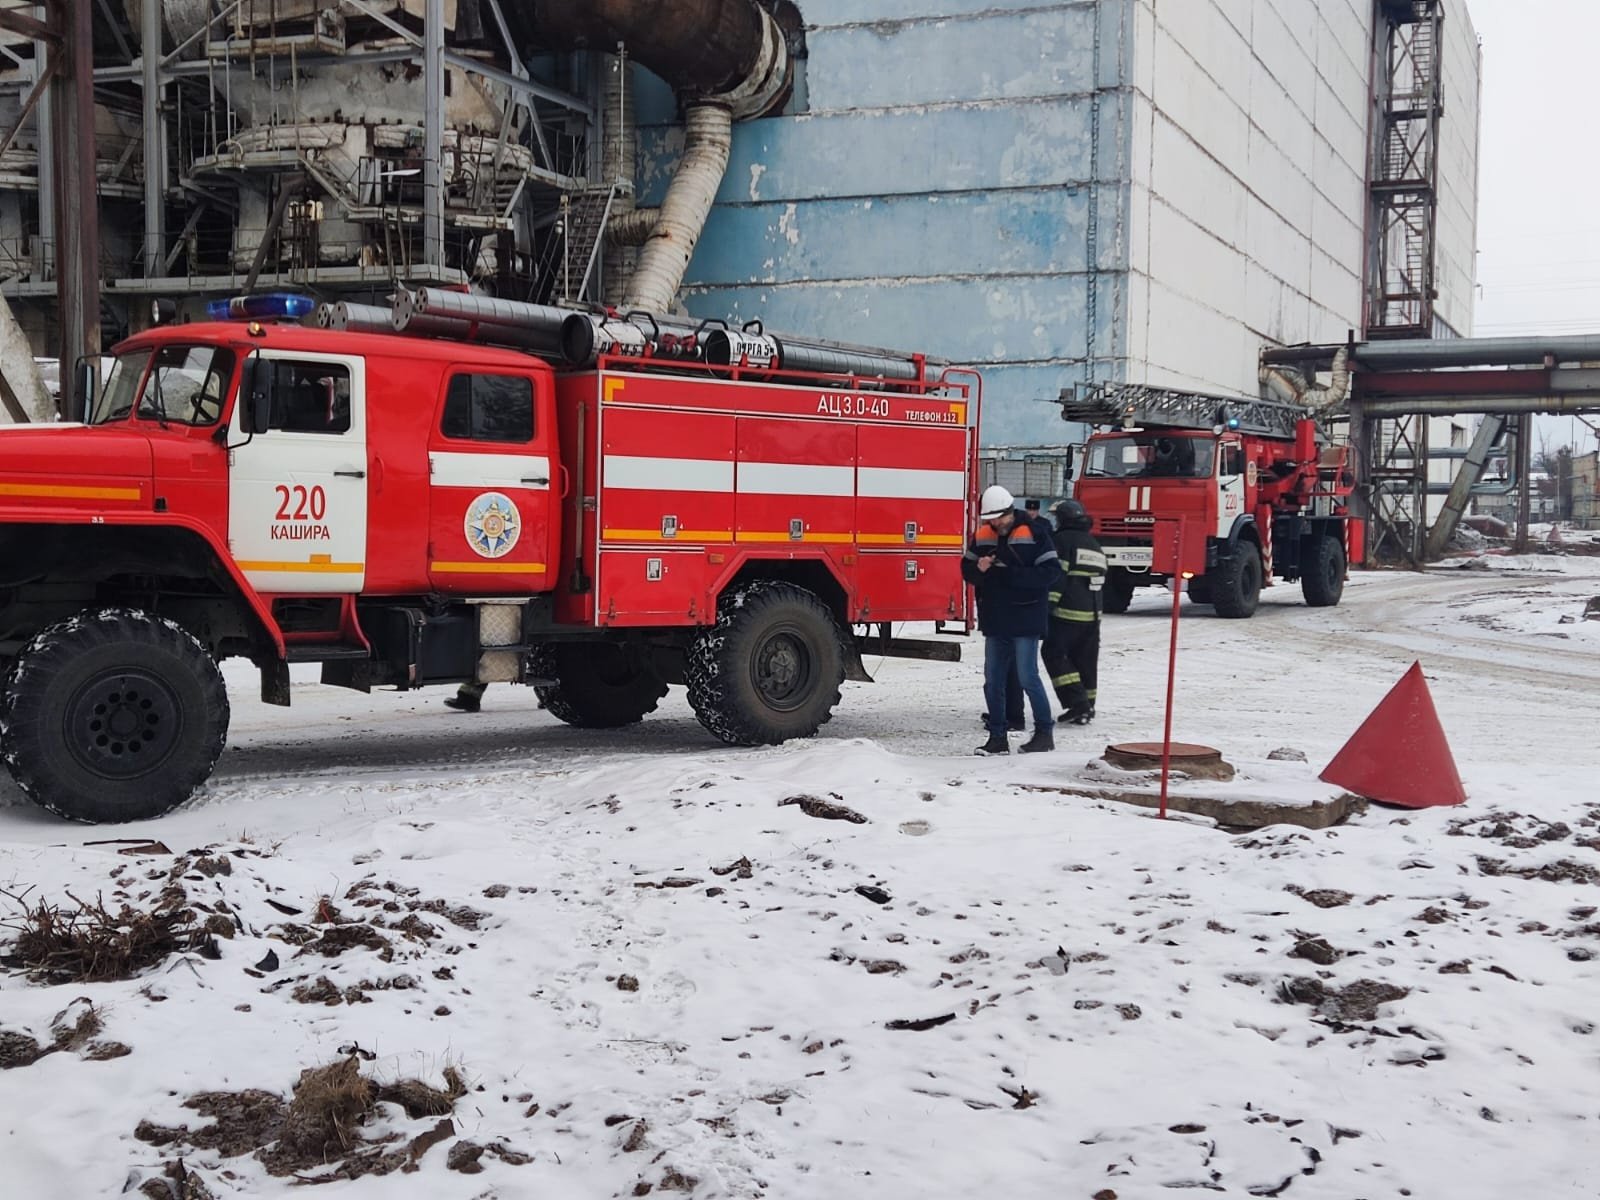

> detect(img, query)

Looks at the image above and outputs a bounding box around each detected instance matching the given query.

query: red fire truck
[0,297,978,822]
[1061,383,1361,617]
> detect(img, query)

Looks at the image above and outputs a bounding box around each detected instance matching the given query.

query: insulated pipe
[1361,395,1600,417]
[1266,334,1600,371]
[625,102,732,314]
[607,207,661,247]
[1354,334,1600,370]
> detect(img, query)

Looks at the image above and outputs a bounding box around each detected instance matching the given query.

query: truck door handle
[334,470,366,479]
[522,476,550,486]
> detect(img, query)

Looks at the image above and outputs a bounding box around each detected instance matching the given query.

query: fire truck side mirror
[238,357,276,434]
[72,356,98,422]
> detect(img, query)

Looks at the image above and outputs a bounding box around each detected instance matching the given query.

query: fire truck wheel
[1101,571,1136,614]
[1186,575,1214,606]
[0,609,230,824]
[1300,534,1346,607]
[1212,543,1263,619]
[531,642,667,728]
[685,581,845,746]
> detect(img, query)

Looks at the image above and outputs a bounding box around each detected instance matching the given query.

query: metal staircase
[555,184,618,304]
[1366,0,1444,339]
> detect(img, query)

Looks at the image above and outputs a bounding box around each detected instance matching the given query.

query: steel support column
[423,0,445,271]
[1424,415,1505,558]
[141,0,165,276]
[33,6,54,283]
[51,0,100,409]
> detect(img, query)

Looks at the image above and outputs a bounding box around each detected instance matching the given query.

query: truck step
[284,644,372,664]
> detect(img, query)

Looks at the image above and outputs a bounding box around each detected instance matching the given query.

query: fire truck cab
[1063,384,1361,617]
[0,299,978,823]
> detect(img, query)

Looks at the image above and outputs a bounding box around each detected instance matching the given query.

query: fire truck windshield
[91,345,237,428]
[1082,434,1213,480]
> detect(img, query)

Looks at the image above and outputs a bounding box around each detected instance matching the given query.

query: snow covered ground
[3,562,1599,1198]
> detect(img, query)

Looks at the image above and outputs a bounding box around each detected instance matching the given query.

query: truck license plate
[1110,547,1153,568]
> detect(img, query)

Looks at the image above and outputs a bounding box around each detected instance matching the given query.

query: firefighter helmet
[1053,497,1091,531]
[978,485,1015,520]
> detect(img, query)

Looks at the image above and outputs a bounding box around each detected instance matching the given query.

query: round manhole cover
[1103,742,1234,780]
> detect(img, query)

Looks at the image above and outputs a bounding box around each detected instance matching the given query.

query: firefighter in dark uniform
[1044,498,1107,725]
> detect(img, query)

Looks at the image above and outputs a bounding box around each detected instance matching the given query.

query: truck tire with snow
[1211,543,1263,619]
[0,609,230,823]
[1300,533,1346,607]
[532,641,667,728]
[685,581,845,746]
[1102,570,1136,614]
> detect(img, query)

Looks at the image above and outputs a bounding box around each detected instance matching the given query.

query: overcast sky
[1468,0,1600,452]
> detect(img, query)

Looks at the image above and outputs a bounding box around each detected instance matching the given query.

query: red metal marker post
[1157,518,1193,820]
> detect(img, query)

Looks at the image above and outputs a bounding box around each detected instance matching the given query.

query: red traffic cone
[1319,661,1466,808]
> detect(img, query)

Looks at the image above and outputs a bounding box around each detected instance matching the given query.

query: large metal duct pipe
[537,2,789,114]
[538,0,790,313]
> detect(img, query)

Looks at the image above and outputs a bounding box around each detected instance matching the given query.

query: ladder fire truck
[0,294,979,823]
[1060,382,1362,617]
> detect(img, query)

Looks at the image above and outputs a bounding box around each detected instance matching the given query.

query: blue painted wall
[636,1,1135,447]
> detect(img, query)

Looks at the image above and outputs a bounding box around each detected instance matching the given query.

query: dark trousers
[1043,619,1100,712]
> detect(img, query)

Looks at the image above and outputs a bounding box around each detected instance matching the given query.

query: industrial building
[1,0,1533,562]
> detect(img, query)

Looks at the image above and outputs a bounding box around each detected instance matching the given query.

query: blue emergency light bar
[204,292,317,322]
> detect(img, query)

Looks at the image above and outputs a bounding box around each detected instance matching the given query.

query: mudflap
[842,637,874,683]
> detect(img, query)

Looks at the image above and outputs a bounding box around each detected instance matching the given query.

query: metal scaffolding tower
[1357,0,1446,566]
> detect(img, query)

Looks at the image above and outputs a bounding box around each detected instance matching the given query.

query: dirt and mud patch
[133,1055,491,1182]
[780,794,868,824]
[1276,977,1410,1024]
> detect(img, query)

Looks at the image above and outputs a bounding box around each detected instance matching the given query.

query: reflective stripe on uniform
[1052,671,1082,687]
[1052,608,1098,622]
[1086,689,1097,701]
[1034,548,1060,565]
[1074,548,1108,571]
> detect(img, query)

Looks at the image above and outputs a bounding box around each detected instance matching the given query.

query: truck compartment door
[426,370,557,593]
[854,424,968,622]
[734,417,856,547]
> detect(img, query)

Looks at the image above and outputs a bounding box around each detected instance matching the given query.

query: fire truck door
[426,369,556,592]
[228,352,368,593]
[1217,437,1246,537]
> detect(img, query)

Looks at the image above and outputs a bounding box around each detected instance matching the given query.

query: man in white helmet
[960,484,1058,754]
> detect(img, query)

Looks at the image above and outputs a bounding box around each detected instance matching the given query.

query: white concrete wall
[1124,0,1481,397]
[1434,1,1481,336]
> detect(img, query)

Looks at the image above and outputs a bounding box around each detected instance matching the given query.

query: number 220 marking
[274,484,327,521]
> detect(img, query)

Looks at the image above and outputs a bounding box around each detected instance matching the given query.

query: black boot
[975,733,1011,755]
[1057,706,1093,726]
[1019,727,1055,754]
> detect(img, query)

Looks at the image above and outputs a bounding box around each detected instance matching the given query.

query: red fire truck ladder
[1060,381,1309,440]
